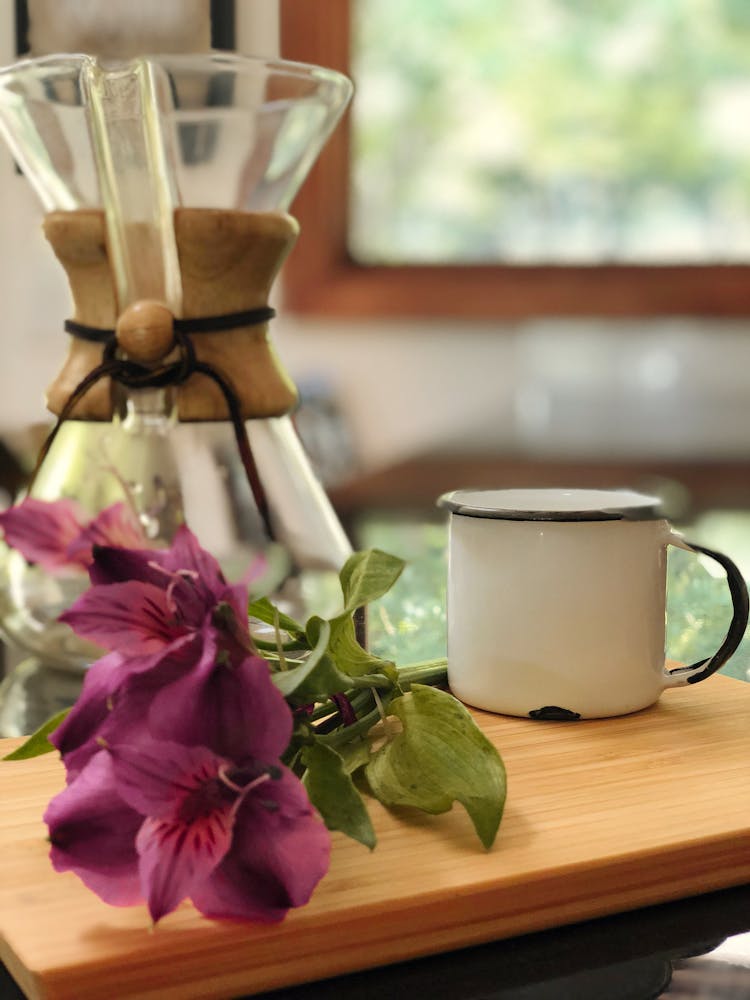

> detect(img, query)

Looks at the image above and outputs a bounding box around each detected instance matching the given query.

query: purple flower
[0,498,144,574]
[45,738,331,923]
[36,514,330,925]
[55,640,295,776]
[60,524,250,660]
[52,526,260,774]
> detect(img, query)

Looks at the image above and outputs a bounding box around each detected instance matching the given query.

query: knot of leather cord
[30,312,276,541]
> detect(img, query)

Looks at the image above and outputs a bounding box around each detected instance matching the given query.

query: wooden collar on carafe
[43,208,300,422]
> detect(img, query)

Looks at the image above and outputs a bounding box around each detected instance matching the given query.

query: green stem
[254,637,305,653]
[318,703,387,748]
[308,701,335,723]
[350,688,375,715]
[347,673,393,691]
[397,658,448,688]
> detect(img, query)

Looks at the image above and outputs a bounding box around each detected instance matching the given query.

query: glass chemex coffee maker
[0,52,354,735]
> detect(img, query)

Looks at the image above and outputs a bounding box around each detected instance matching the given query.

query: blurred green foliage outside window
[352,0,750,265]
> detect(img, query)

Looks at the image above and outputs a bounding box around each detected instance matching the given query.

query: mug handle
[663,532,749,688]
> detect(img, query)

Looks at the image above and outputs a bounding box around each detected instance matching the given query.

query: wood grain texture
[1,675,750,999]
[43,209,299,422]
[43,210,117,419]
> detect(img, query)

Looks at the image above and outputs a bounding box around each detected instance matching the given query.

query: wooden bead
[115,300,174,364]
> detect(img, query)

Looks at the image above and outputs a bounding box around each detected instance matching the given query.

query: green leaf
[270,619,336,698]
[327,614,398,681]
[248,597,304,638]
[272,616,380,701]
[302,741,376,849]
[2,708,70,761]
[365,684,506,849]
[291,654,356,702]
[336,737,372,775]
[338,549,406,615]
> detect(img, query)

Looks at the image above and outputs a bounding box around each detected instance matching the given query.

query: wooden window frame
[280,0,750,320]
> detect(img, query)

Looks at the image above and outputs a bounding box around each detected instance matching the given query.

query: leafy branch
[8,549,507,852]
[251,548,507,850]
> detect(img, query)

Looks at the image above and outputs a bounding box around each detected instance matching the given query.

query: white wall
[273,316,522,468]
[273,314,750,471]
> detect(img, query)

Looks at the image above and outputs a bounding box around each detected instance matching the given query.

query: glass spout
[82,57,182,312]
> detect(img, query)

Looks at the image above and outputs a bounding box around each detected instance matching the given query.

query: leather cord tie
[64,305,276,342]
[31,307,277,542]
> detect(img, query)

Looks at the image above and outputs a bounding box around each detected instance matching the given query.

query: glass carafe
[0,53,354,735]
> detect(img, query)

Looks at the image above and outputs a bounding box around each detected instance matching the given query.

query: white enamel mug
[438,488,749,720]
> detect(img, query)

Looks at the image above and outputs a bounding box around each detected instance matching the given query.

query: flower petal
[88,543,175,587]
[107,740,230,819]
[191,767,330,922]
[160,525,227,587]
[66,502,144,566]
[89,525,224,592]
[50,651,133,778]
[148,650,292,763]
[44,751,143,906]
[137,806,235,924]
[60,580,179,654]
[52,639,198,778]
[0,497,85,571]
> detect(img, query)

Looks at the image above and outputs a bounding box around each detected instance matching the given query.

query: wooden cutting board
[2,674,750,1000]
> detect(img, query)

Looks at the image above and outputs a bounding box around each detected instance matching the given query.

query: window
[280,0,750,319]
